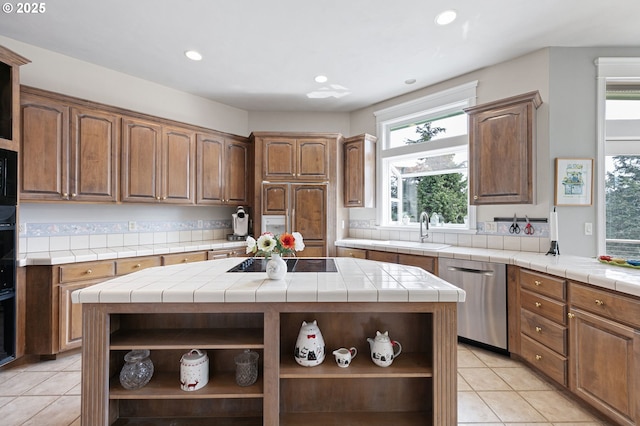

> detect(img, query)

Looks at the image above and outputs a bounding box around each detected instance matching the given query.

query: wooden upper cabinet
[263,137,329,181]
[162,126,195,204]
[20,93,69,200]
[0,45,29,152]
[70,107,119,202]
[121,117,162,202]
[263,183,288,215]
[343,133,376,208]
[291,184,326,246]
[465,91,542,205]
[121,118,194,204]
[196,133,249,205]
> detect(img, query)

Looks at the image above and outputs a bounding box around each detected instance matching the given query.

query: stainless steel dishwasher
[438,258,508,352]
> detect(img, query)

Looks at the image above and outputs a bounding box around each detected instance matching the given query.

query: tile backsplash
[19,219,233,254]
[348,220,551,253]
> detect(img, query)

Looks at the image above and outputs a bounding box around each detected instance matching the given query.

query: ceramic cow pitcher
[294,320,325,366]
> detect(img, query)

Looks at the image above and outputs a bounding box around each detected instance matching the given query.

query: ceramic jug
[294,320,325,367]
[367,331,402,367]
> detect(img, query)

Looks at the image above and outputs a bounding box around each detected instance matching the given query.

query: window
[596,58,640,256]
[374,81,477,229]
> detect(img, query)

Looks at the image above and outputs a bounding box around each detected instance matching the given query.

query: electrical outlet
[19,223,26,234]
[585,222,593,235]
[485,221,498,233]
[197,220,203,229]
[128,221,137,231]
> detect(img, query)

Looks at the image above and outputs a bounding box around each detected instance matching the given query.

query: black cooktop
[227,258,337,273]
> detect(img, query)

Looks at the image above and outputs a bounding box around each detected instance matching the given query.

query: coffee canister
[180,349,209,391]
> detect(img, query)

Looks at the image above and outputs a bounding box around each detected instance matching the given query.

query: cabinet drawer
[116,256,162,275]
[570,282,640,329]
[336,247,367,259]
[521,289,567,325]
[520,308,567,355]
[367,250,398,263]
[59,261,115,283]
[520,334,567,386]
[162,251,208,266]
[398,254,436,274]
[520,269,566,301]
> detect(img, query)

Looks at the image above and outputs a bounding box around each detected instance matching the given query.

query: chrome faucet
[419,211,429,243]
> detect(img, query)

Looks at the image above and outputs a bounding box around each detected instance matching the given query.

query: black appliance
[228,258,338,273]
[0,148,17,366]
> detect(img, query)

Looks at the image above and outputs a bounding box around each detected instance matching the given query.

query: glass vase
[119,349,154,390]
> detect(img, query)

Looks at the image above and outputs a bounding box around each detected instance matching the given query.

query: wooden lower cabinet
[339,248,437,274]
[335,246,367,259]
[81,301,458,425]
[569,282,640,426]
[25,249,242,357]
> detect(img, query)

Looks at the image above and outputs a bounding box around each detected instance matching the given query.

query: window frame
[374,81,478,230]
[596,58,640,255]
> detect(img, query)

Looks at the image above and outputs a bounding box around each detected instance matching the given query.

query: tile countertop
[71,256,465,304]
[17,239,247,266]
[336,238,640,298]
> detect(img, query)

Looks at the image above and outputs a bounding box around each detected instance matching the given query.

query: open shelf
[110,371,263,399]
[110,328,264,349]
[279,352,432,378]
[112,416,263,425]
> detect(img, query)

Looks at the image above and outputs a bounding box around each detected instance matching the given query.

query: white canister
[180,349,209,391]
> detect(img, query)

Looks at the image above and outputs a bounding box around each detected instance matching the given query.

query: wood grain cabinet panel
[121,117,162,202]
[336,247,367,259]
[162,126,195,204]
[291,184,326,255]
[465,91,541,204]
[20,93,69,200]
[343,134,376,208]
[20,91,120,202]
[263,183,288,214]
[263,137,329,181]
[569,305,639,426]
[196,133,249,205]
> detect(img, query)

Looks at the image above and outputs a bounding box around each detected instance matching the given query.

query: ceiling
[1,0,639,112]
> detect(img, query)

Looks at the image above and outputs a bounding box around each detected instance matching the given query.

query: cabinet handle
[568,312,575,319]
[534,280,542,286]
[183,258,189,263]
[535,354,542,360]
[62,192,69,198]
[156,196,161,200]
[135,263,141,268]
[473,195,478,200]
[71,193,77,198]
[535,326,542,333]
[535,302,542,308]
[162,196,167,200]
[595,299,605,306]
[86,269,93,274]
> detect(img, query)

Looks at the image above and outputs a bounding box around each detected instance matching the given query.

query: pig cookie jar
[294,320,325,367]
[180,349,209,391]
[367,331,402,367]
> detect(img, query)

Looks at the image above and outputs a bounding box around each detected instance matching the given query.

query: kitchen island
[72,256,465,426]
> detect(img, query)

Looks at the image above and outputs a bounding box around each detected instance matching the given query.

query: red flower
[279,233,295,250]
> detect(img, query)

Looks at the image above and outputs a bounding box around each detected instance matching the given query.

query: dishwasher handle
[446,266,495,276]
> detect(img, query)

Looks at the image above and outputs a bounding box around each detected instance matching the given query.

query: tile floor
[0,344,614,425]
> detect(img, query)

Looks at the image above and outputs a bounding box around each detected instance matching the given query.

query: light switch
[585,222,592,235]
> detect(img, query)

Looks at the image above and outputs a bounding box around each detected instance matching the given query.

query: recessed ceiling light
[314,75,328,83]
[185,50,203,61]
[435,9,457,26]
[405,79,417,85]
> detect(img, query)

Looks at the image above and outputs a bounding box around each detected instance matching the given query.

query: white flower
[245,236,257,254]
[257,233,276,253]
[292,232,305,251]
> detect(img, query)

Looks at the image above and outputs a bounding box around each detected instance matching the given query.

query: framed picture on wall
[554,158,593,206]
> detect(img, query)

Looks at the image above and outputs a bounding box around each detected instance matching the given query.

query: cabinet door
[162,126,195,204]
[225,139,249,205]
[69,107,119,202]
[466,91,541,205]
[59,280,102,352]
[263,183,288,215]
[569,308,639,425]
[263,138,296,180]
[122,117,162,202]
[20,94,69,200]
[344,140,364,206]
[297,138,329,180]
[291,184,326,254]
[196,132,224,204]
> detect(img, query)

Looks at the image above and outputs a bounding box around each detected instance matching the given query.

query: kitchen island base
[81,302,457,425]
